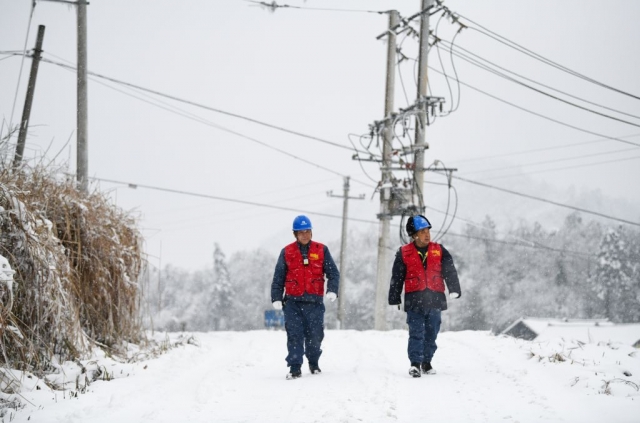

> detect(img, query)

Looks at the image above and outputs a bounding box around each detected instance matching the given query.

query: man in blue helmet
[389,214,461,378]
[271,215,340,380]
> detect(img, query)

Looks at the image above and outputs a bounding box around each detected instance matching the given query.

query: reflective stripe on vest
[284,241,325,296]
[401,242,445,293]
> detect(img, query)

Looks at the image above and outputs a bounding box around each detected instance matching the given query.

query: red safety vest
[284,241,325,296]
[401,242,445,293]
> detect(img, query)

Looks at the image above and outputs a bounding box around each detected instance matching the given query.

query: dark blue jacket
[271,242,340,304]
[388,243,461,312]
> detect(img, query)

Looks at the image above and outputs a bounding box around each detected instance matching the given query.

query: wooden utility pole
[328,176,365,329]
[77,0,89,193]
[374,10,399,331]
[413,0,434,212]
[14,25,46,169]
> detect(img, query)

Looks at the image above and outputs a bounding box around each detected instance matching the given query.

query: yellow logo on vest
[309,253,319,260]
[431,250,441,257]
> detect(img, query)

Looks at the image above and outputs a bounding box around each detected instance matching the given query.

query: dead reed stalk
[0,164,143,372]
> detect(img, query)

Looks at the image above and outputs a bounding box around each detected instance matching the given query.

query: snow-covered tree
[227,248,275,330]
[590,227,634,322]
[212,243,232,330]
[624,228,640,322]
[143,215,640,333]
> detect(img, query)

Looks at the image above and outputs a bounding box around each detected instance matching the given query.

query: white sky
[2,0,639,270]
[8,330,640,422]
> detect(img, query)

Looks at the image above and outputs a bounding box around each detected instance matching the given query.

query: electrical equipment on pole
[413,0,434,211]
[352,2,457,330]
[369,10,400,331]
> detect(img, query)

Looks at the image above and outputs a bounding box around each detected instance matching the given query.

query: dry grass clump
[0,165,143,372]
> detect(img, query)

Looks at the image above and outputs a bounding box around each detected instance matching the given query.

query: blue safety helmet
[406,214,432,236]
[292,215,313,231]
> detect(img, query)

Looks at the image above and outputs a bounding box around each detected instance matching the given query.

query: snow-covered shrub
[0,165,143,371]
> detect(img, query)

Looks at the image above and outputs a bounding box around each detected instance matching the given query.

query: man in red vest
[271,215,340,380]
[388,215,461,378]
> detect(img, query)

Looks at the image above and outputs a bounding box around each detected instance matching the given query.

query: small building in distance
[501,317,640,347]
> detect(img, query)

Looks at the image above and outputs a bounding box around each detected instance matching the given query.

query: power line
[483,153,640,181]
[53,62,349,180]
[450,133,640,164]
[156,196,334,231]
[400,47,640,148]
[427,65,640,148]
[452,175,640,227]
[462,146,638,176]
[37,55,368,155]
[244,0,388,14]
[426,205,592,259]
[440,39,640,121]
[433,14,463,116]
[453,10,640,101]
[436,40,640,128]
[0,1,36,153]
[441,231,590,260]
[141,182,332,219]
[91,176,379,225]
[46,54,377,189]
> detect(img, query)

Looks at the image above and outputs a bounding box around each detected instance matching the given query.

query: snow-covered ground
[4,330,640,423]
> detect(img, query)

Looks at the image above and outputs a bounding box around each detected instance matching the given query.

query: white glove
[450,292,460,299]
[272,301,283,310]
[326,292,337,302]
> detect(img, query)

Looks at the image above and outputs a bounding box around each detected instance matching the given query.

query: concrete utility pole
[327,176,365,329]
[77,0,89,193]
[374,10,399,331]
[14,25,46,169]
[413,0,434,212]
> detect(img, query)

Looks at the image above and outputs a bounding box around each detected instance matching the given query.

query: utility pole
[13,25,45,169]
[327,176,365,329]
[374,10,399,331]
[77,0,89,193]
[413,0,434,212]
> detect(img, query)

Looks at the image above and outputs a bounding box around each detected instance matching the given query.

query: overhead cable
[244,0,388,14]
[440,40,640,121]
[451,133,640,164]
[452,175,640,227]
[427,206,592,259]
[37,56,367,154]
[0,1,36,150]
[91,176,379,225]
[483,154,640,181]
[50,60,358,182]
[442,231,590,260]
[462,146,638,176]
[454,11,640,101]
[44,54,376,189]
[428,66,640,148]
[436,41,640,128]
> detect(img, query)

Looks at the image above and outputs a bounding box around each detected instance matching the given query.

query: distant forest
[144,212,640,333]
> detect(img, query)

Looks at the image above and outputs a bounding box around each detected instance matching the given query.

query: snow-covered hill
[6,330,640,423]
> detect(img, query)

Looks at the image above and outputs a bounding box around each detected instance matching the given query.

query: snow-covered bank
[5,330,640,423]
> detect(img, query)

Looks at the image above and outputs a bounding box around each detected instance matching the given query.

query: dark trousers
[406,308,442,364]
[283,300,325,369]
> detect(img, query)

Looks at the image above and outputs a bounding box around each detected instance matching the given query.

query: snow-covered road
[10,330,640,422]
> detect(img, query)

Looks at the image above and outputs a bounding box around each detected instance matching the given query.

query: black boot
[409,362,421,378]
[309,363,321,374]
[286,367,302,380]
[421,362,436,375]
